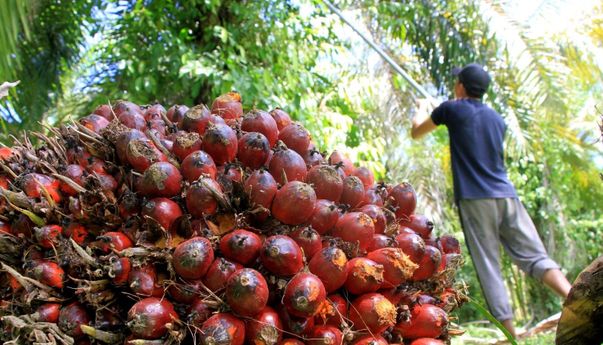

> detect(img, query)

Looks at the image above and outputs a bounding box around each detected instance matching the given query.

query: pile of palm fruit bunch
[0,91,465,345]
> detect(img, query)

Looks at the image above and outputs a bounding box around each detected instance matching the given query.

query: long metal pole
[322,0,436,102]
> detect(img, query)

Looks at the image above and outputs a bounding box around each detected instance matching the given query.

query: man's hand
[411,98,438,139]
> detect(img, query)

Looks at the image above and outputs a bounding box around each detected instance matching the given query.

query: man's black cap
[452,63,491,97]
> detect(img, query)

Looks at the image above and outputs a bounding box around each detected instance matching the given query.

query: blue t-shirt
[431,99,517,201]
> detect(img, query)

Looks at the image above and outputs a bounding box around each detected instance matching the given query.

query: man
[410,63,572,338]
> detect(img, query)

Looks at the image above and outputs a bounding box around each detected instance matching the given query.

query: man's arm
[411,115,437,139]
[411,99,439,139]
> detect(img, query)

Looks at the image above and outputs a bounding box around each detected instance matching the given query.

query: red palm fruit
[181,150,217,182]
[328,151,354,176]
[244,169,277,222]
[438,253,461,273]
[166,104,189,123]
[278,306,315,336]
[8,274,22,292]
[109,257,131,285]
[138,162,182,197]
[400,214,434,239]
[245,306,283,345]
[127,297,179,339]
[368,234,397,252]
[350,335,388,345]
[241,109,279,147]
[118,110,146,131]
[181,105,226,135]
[417,294,437,305]
[168,279,204,304]
[270,108,292,130]
[96,309,122,330]
[96,231,133,253]
[398,225,415,235]
[186,177,224,217]
[344,257,384,295]
[279,340,305,345]
[171,131,202,161]
[352,167,375,190]
[58,302,90,339]
[305,165,343,202]
[283,273,326,318]
[359,204,387,234]
[424,233,438,248]
[93,171,118,192]
[438,234,461,254]
[269,147,307,185]
[29,260,64,289]
[308,247,348,293]
[395,232,426,264]
[34,225,63,249]
[380,287,417,306]
[113,100,142,116]
[93,104,114,121]
[314,294,347,327]
[340,175,365,208]
[126,139,167,172]
[0,175,9,189]
[172,237,214,280]
[330,212,375,253]
[12,214,34,238]
[310,199,339,234]
[80,114,110,134]
[260,235,304,277]
[278,123,311,155]
[203,257,243,292]
[367,248,417,288]
[202,123,238,165]
[303,147,325,168]
[410,339,446,345]
[237,132,271,169]
[362,186,385,207]
[289,226,322,260]
[118,190,141,219]
[306,325,343,345]
[0,147,11,160]
[144,103,166,121]
[272,181,316,225]
[198,313,245,345]
[211,92,243,123]
[389,182,417,219]
[116,129,147,163]
[128,264,163,297]
[0,220,11,234]
[60,164,86,196]
[35,303,61,323]
[148,119,167,138]
[412,245,442,281]
[226,268,269,317]
[395,304,448,339]
[21,173,61,203]
[348,293,396,334]
[142,198,182,231]
[220,229,263,266]
[161,138,174,151]
[189,298,212,327]
[219,163,244,186]
[86,156,108,174]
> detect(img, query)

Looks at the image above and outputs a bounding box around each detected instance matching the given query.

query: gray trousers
[458,198,560,321]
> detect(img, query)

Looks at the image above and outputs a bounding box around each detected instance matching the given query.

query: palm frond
[0,0,32,80]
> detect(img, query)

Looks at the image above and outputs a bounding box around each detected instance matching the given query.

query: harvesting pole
[321,0,437,104]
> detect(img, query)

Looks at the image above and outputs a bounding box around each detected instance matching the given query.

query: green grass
[450,324,557,344]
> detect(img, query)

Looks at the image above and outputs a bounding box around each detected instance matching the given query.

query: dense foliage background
[1,0,602,341]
